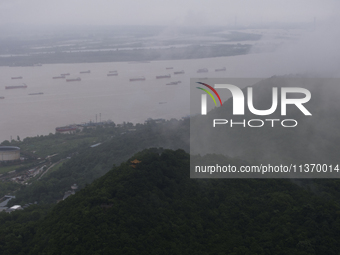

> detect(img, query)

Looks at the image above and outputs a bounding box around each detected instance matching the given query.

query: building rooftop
[0,146,20,151]
[9,205,22,210]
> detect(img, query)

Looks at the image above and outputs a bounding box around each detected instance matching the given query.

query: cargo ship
[166,81,181,85]
[156,74,171,79]
[109,71,118,73]
[66,77,81,82]
[166,67,173,70]
[0,97,4,99]
[5,84,27,89]
[197,68,208,73]
[107,73,118,76]
[80,70,90,74]
[29,92,44,95]
[215,67,226,72]
[61,73,70,76]
[53,76,65,79]
[174,70,185,74]
[129,76,145,82]
[11,76,22,79]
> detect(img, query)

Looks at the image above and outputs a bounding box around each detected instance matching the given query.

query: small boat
[159,102,167,104]
[166,81,181,85]
[29,92,44,95]
[11,76,22,79]
[109,71,118,73]
[156,74,171,79]
[66,77,81,82]
[130,76,145,82]
[174,70,185,74]
[5,84,27,89]
[197,68,208,73]
[0,96,4,99]
[215,67,226,72]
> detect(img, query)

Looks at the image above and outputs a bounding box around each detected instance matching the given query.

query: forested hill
[14,149,340,254]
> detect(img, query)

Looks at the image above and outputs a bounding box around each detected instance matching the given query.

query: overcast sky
[0,0,338,28]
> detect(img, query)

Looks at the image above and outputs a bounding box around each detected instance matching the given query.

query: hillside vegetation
[1,149,340,254]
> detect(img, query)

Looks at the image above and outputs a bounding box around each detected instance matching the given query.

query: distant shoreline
[0,44,251,67]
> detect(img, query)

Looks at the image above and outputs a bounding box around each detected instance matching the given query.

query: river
[0,52,282,143]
